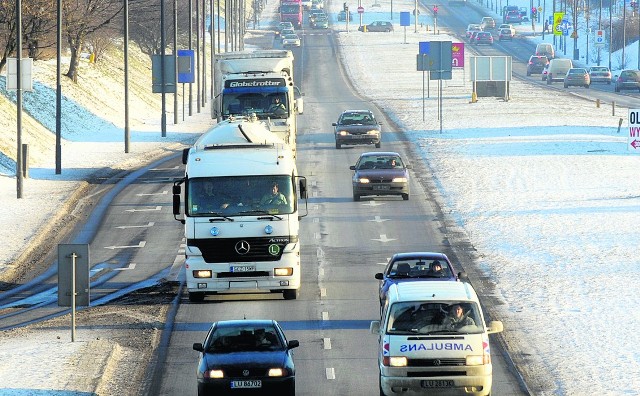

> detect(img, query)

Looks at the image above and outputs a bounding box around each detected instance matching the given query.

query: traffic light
[531,7,537,17]
[343,2,347,11]
[433,5,438,16]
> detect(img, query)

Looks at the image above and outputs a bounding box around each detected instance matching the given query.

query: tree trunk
[65,31,85,83]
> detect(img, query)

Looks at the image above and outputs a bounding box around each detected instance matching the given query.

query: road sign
[553,12,564,36]
[595,29,605,47]
[357,6,364,13]
[628,109,640,153]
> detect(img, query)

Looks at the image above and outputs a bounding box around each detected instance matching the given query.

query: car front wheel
[402,193,409,201]
[335,141,341,149]
[375,141,381,148]
[353,193,360,201]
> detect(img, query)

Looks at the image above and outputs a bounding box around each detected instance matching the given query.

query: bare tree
[62,0,123,82]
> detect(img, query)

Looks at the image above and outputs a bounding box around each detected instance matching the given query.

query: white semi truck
[212,50,303,157]
[172,116,308,302]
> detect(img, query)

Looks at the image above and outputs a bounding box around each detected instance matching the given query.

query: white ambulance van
[370,281,504,396]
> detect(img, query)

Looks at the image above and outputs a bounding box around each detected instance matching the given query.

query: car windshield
[339,112,376,125]
[357,155,403,170]
[206,325,284,352]
[386,302,484,335]
[388,258,452,278]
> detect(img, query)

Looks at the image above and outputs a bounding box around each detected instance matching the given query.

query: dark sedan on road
[350,151,410,201]
[375,252,465,307]
[193,319,299,396]
[474,31,494,45]
[333,109,381,149]
[614,69,640,92]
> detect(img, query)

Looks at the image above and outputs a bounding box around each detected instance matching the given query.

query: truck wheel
[189,292,205,303]
[283,289,298,300]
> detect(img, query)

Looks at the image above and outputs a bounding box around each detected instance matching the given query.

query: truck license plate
[421,380,454,388]
[231,265,255,272]
[231,380,261,388]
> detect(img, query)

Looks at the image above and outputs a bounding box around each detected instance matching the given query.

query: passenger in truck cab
[198,181,231,210]
[260,182,288,206]
[267,96,286,115]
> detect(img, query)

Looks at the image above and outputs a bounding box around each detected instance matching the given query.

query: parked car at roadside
[564,68,590,88]
[614,69,640,92]
[588,66,612,84]
[358,21,394,32]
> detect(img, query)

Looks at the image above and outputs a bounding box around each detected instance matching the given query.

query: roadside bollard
[617,118,623,133]
[612,101,616,116]
[596,98,600,108]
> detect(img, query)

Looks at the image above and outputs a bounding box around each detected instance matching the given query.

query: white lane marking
[313,204,319,210]
[136,190,168,196]
[369,215,390,223]
[323,337,332,350]
[313,217,320,223]
[326,367,336,380]
[362,201,385,207]
[150,166,179,171]
[104,241,147,250]
[322,311,329,321]
[115,222,155,229]
[125,206,162,212]
[320,288,326,297]
[372,234,396,243]
[114,263,137,271]
[314,232,321,239]
[319,268,324,277]
[312,191,318,197]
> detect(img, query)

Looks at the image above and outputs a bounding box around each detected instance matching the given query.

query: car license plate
[231,265,255,272]
[230,380,262,389]
[421,380,454,388]
[373,185,390,190]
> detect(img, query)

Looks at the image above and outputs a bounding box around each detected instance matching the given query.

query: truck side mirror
[299,178,308,199]
[296,98,304,114]
[172,184,184,223]
[182,148,190,165]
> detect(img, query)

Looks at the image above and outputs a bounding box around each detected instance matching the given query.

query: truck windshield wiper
[207,213,234,222]
[237,209,283,220]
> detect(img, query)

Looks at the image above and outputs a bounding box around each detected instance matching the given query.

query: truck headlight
[274,267,293,276]
[193,270,212,278]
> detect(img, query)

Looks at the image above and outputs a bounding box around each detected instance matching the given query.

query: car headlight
[268,368,285,377]
[338,130,349,136]
[466,354,490,365]
[392,177,407,183]
[205,369,224,378]
[356,177,370,183]
[367,130,380,135]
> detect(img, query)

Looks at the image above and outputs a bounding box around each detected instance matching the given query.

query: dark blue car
[193,319,299,395]
[375,252,465,308]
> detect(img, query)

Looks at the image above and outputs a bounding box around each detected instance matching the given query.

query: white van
[370,281,504,396]
[546,58,573,84]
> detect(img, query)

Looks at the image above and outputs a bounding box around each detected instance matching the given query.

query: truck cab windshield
[223,93,289,119]
[188,175,295,216]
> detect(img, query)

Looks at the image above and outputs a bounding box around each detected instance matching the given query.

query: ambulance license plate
[231,380,261,389]
[421,380,454,388]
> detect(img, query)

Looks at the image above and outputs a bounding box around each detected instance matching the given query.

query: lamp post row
[15,0,245,198]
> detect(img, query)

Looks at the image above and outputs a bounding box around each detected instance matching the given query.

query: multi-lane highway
[153,21,528,395]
